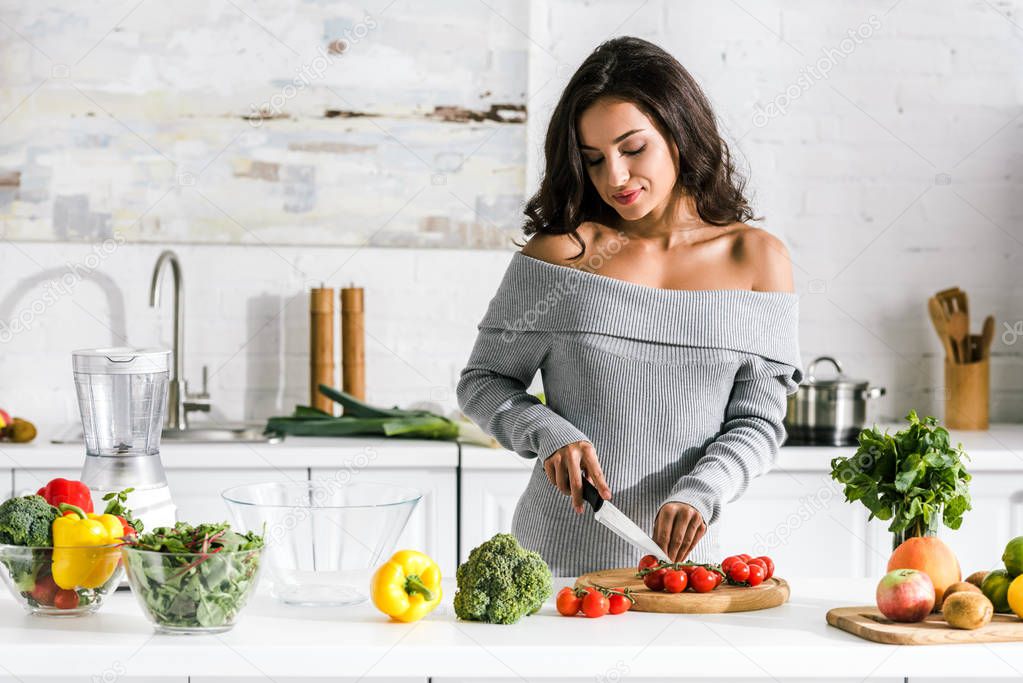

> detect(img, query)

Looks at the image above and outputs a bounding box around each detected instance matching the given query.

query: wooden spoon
[927,297,956,362]
[947,311,969,364]
[936,287,969,328]
[980,314,995,360]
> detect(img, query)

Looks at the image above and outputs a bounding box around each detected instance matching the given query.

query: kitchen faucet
[149,250,210,431]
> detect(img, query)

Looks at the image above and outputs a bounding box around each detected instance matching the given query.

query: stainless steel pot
[784,356,886,446]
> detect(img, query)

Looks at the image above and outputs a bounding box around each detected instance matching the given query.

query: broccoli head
[453,533,552,624]
[0,495,59,547]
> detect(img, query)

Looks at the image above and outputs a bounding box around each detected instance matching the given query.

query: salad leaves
[125,522,263,630]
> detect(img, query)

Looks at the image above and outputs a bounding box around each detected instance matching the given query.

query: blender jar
[73,347,177,529]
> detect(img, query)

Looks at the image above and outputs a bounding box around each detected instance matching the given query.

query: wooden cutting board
[827,606,1023,645]
[574,567,789,614]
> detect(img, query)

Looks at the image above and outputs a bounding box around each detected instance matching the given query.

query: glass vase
[891,512,942,551]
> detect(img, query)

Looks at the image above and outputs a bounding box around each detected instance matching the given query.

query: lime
[1003,537,1023,577]
[1008,575,1023,618]
[982,568,1013,613]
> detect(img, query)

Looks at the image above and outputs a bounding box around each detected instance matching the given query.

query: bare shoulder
[520,224,599,265]
[733,226,794,293]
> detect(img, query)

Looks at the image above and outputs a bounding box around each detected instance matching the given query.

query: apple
[0,409,9,428]
[876,569,935,622]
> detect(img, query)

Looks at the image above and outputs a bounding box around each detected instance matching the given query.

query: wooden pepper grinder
[309,286,336,414]
[341,285,365,401]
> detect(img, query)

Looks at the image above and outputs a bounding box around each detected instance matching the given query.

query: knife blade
[581,479,671,563]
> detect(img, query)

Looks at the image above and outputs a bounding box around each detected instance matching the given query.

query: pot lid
[802,356,869,389]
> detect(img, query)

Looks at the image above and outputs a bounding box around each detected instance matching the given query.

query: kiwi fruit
[965,571,989,589]
[941,581,982,608]
[943,592,994,630]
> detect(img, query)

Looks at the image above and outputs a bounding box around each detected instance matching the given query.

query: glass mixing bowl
[221,480,421,606]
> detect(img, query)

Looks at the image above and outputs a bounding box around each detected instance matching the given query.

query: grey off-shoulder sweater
[457,252,803,576]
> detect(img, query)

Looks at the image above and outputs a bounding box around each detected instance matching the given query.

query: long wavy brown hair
[523,36,756,256]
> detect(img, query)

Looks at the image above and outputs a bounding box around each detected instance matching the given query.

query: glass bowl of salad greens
[121,522,264,634]
[0,543,124,616]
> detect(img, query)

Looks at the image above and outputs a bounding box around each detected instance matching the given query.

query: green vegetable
[830,411,971,535]
[0,495,59,546]
[265,385,459,440]
[125,522,264,630]
[453,533,552,625]
[0,495,59,592]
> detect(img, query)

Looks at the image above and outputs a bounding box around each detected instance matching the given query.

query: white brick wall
[2,0,1023,435]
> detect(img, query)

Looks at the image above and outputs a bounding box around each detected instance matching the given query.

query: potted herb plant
[830,411,971,550]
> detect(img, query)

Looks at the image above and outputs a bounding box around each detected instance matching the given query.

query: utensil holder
[944,357,989,430]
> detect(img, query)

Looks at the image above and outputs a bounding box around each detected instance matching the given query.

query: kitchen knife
[581,479,671,563]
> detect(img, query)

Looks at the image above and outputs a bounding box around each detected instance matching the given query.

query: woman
[457,36,802,576]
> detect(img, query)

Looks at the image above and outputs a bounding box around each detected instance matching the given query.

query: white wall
[2,1,1023,437]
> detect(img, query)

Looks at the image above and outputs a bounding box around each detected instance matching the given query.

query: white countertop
[0,436,459,471]
[462,422,1023,472]
[1,578,1021,679]
[3,423,1023,473]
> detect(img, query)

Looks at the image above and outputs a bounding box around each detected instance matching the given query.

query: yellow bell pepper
[370,549,442,622]
[51,503,123,590]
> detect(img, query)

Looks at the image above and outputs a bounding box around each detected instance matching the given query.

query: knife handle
[581,478,604,512]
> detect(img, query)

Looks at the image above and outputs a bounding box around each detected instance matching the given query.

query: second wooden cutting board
[575,567,789,614]
[828,606,1023,645]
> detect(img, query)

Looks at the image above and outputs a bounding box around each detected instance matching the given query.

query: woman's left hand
[653,502,706,563]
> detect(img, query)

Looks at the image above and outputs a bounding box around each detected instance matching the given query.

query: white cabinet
[13,468,79,496]
[311,466,457,575]
[1,679,186,683]
[0,469,11,499]
[165,468,308,525]
[14,468,308,528]
[459,460,534,562]
[192,679,422,683]
[715,469,883,579]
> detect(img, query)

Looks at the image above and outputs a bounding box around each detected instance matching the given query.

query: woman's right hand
[543,441,612,514]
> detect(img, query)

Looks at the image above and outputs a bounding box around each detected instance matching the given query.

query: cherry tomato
[747,563,766,587]
[608,592,633,614]
[556,587,582,616]
[638,554,659,571]
[727,561,750,583]
[754,556,775,579]
[689,567,717,593]
[643,568,667,592]
[712,570,724,587]
[663,569,687,593]
[747,558,768,576]
[30,574,58,606]
[737,553,752,563]
[721,556,743,573]
[679,563,697,577]
[53,589,80,610]
[581,589,610,618]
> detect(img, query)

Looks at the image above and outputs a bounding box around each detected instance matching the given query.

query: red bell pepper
[37,478,94,514]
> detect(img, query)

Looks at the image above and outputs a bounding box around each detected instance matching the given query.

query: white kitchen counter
[0,578,1020,680]
[0,436,458,470]
[3,423,1022,473]
[462,422,1023,472]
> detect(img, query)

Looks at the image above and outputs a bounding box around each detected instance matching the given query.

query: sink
[52,423,280,445]
[161,425,280,444]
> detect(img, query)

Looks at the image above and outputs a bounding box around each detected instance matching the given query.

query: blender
[73,347,177,530]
